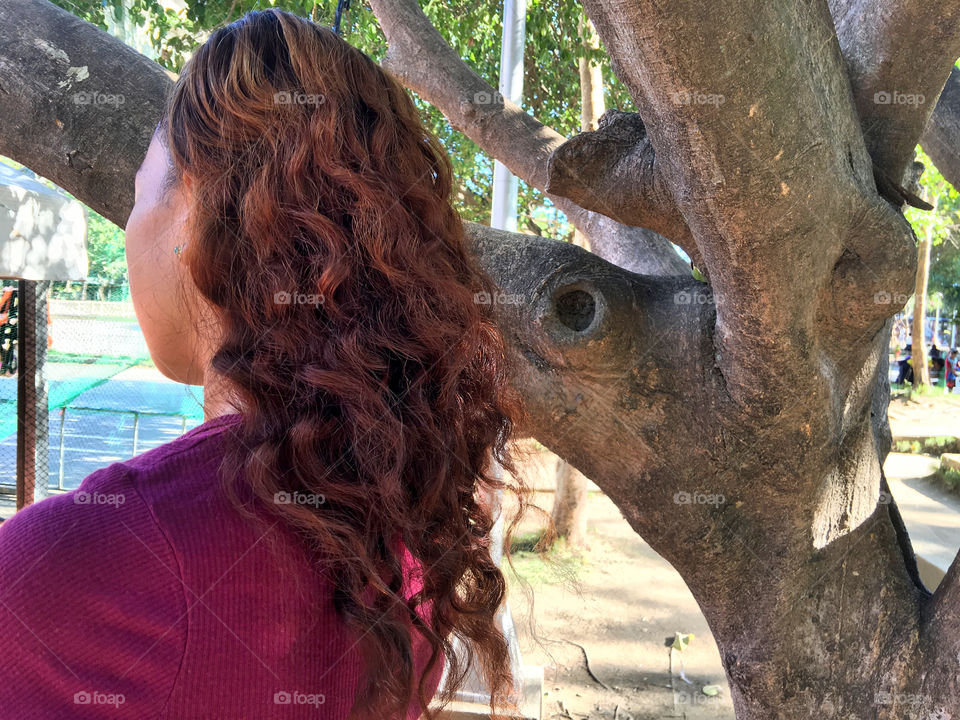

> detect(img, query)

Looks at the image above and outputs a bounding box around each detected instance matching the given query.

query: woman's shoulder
[0,460,149,556]
[122,411,242,479]
[0,460,184,608]
[0,412,242,557]
[115,412,244,516]
[0,463,188,716]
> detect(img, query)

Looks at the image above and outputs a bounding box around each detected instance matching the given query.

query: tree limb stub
[545,109,698,261]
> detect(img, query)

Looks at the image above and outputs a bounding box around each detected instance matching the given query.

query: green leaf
[671,632,694,652]
[702,684,721,696]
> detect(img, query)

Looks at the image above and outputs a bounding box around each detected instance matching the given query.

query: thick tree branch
[829,0,960,186]
[921,66,960,190]
[580,0,915,407]
[577,214,691,276]
[0,0,173,225]
[464,222,719,505]
[366,0,692,274]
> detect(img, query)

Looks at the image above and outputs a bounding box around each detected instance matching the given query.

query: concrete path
[884,453,960,590]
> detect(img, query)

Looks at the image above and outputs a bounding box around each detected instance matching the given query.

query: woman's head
[127,9,525,719]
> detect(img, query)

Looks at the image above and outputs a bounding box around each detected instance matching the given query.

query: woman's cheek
[125,199,201,383]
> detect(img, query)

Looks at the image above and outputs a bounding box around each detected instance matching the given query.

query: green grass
[504,529,586,589]
[935,467,960,494]
[891,383,960,401]
[894,436,960,455]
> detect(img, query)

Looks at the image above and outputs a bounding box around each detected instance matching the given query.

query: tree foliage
[51,0,634,233]
[912,147,960,323]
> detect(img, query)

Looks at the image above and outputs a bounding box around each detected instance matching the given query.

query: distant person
[947,350,959,393]
[930,343,945,381]
[0,11,527,719]
[896,344,914,385]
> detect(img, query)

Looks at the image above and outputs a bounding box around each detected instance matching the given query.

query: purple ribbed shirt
[0,413,442,718]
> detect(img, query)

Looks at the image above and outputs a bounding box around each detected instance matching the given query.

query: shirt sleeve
[0,462,187,719]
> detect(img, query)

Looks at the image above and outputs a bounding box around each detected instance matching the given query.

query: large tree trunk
[4,1,960,718]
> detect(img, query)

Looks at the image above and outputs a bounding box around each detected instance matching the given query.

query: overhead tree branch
[366,0,693,275]
[828,0,960,186]
[0,0,173,225]
[921,66,960,190]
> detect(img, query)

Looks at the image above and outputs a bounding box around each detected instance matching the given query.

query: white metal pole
[488,0,527,566]
[489,0,526,233]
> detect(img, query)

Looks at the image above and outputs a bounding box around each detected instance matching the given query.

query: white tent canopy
[0,162,88,281]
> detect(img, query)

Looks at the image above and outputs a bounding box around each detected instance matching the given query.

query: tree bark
[5,1,960,718]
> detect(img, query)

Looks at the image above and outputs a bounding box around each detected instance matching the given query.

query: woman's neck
[202,366,242,421]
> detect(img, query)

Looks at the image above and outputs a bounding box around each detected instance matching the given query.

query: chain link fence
[1,282,205,507]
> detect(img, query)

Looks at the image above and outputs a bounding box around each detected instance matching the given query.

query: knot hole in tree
[555,288,596,332]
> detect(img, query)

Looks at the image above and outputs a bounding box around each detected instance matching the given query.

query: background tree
[83,213,127,299]
[906,148,960,386]
[5,1,960,717]
[930,245,960,343]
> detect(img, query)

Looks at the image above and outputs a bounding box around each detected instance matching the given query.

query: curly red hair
[162,9,527,719]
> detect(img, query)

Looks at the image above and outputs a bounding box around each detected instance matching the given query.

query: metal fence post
[57,407,67,491]
[16,280,50,508]
[132,411,140,456]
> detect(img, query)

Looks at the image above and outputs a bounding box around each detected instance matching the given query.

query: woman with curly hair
[0,9,526,719]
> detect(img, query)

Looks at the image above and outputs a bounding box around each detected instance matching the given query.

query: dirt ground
[501,447,735,720]
[887,391,960,438]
